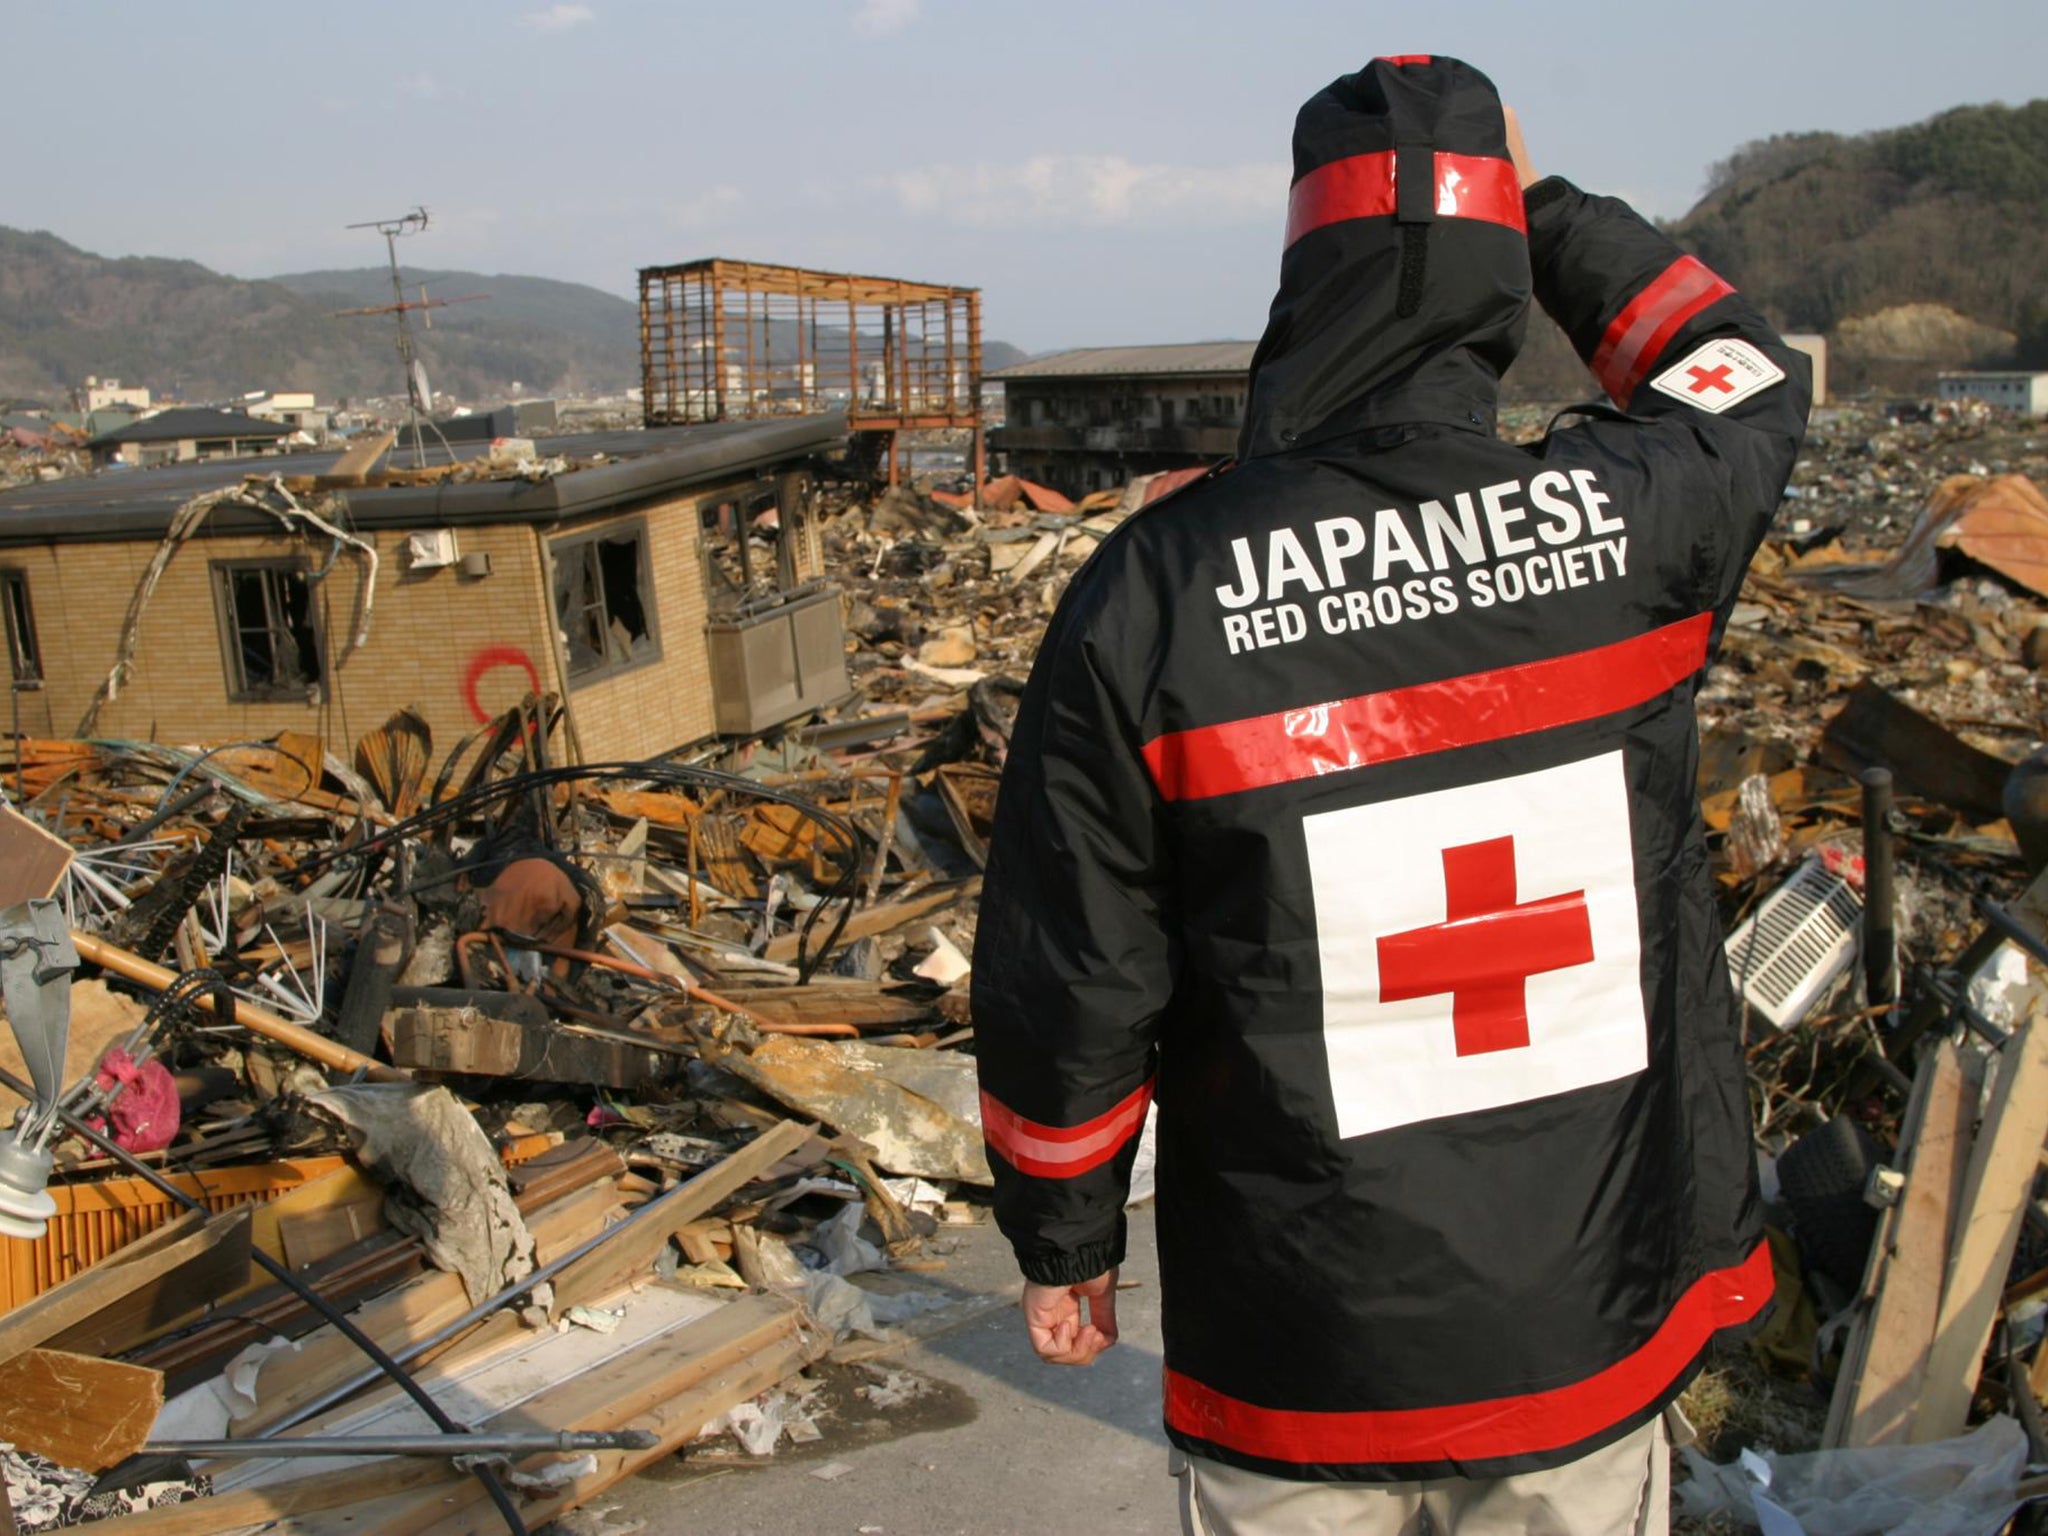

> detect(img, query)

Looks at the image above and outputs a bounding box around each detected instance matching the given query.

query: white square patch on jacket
[1304,750,1647,1139]
[1648,337,1784,414]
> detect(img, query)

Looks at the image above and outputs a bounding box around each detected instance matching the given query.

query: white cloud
[881,155,1288,230]
[853,0,918,35]
[399,72,440,100]
[669,185,742,226]
[520,3,595,32]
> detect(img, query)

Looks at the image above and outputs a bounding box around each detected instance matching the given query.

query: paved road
[603,1205,1180,1536]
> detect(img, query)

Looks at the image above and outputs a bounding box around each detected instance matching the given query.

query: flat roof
[0,413,846,545]
[991,342,1257,382]
[90,407,290,447]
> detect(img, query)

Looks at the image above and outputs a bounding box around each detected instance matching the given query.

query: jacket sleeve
[1524,176,1810,603]
[971,573,1175,1288]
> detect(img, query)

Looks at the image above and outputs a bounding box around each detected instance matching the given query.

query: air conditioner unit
[1725,852,1863,1029]
[405,530,459,569]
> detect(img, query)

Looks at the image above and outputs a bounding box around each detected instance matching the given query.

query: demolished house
[0,416,852,755]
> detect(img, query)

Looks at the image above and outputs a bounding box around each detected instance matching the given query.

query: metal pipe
[70,928,405,1080]
[151,1430,657,1460]
[1861,767,1897,1015]
[0,1062,526,1536]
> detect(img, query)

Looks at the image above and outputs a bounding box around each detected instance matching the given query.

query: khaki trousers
[1174,1416,1670,1536]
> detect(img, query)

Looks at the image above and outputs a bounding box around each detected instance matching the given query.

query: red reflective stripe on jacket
[981,1079,1153,1179]
[1286,151,1526,249]
[1141,612,1712,803]
[1591,255,1734,404]
[1165,1242,1772,1465]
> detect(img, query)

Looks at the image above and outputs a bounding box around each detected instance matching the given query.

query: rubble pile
[1,397,2047,1530]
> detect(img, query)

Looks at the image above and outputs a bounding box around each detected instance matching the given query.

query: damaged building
[0,416,851,756]
[989,341,1254,497]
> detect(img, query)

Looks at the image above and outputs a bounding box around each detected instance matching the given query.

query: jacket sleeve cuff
[1523,174,1574,217]
[1014,1231,1126,1288]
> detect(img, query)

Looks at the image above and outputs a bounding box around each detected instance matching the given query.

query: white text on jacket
[1215,469,1627,655]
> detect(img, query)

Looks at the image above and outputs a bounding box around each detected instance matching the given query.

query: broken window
[552,521,660,681]
[1,570,39,685]
[213,562,322,701]
[699,492,794,617]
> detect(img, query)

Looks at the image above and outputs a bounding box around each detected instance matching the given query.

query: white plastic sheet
[1677,1416,2027,1535]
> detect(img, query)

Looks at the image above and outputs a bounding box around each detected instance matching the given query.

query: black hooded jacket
[973,55,1809,1482]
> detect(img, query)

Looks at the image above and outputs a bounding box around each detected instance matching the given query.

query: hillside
[0,230,645,404]
[0,230,1026,408]
[1507,98,2048,399]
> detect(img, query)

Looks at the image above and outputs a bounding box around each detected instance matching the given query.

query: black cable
[283,759,870,982]
[0,1063,530,1536]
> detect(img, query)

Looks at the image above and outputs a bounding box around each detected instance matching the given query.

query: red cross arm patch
[1648,337,1786,415]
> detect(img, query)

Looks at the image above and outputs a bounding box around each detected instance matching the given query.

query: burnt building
[990,342,1254,497]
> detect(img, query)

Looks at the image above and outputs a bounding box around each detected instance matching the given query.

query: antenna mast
[340,206,449,462]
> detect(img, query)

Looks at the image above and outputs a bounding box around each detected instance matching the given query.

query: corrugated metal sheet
[990,342,1257,382]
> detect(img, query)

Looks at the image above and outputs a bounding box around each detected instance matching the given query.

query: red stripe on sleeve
[1285,151,1526,249]
[1166,1242,1773,1466]
[1141,613,1712,803]
[1590,255,1735,404]
[982,1078,1154,1179]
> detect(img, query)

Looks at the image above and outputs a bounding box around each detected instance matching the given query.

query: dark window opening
[553,523,659,681]
[699,493,794,617]
[1,571,40,685]
[214,563,322,701]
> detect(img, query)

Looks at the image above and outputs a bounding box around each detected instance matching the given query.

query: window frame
[210,558,326,704]
[1,568,41,686]
[549,517,664,685]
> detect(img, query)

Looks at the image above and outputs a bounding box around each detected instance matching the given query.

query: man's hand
[1022,1270,1120,1366]
[1503,103,1539,189]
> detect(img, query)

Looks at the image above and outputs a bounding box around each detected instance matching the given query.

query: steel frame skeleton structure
[638,259,984,489]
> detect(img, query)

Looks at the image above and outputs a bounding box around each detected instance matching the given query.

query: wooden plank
[761,877,981,963]
[279,1198,386,1273]
[1916,1010,2048,1441]
[316,1293,814,1536]
[388,1005,670,1089]
[230,1181,621,1436]
[542,1120,812,1310]
[418,1315,813,1535]
[0,1207,211,1368]
[1838,1037,1978,1445]
[0,802,73,904]
[71,1456,450,1535]
[317,429,397,488]
[47,1208,254,1361]
[0,1349,162,1471]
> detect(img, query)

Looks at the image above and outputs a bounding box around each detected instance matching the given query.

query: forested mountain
[1505,98,2047,399]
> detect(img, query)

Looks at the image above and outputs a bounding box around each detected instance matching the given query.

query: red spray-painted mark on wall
[462,645,541,723]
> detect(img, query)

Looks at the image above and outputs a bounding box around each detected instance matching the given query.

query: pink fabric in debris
[93,1048,181,1153]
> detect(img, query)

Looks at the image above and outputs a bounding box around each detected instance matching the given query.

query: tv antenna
[339,207,487,462]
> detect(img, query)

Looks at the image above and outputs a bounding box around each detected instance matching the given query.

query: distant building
[244,392,332,441]
[1938,371,2048,416]
[434,400,562,444]
[83,377,151,412]
[1783,334,1827,405]
[88,408,292,468]
[991,342,1255,497]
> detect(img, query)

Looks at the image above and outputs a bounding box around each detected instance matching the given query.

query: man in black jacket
[973,54,1807,1534]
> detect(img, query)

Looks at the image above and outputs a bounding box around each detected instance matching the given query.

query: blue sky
[10,0,2042,352]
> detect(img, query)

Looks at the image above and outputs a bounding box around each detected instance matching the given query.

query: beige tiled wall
[2,467,818,765]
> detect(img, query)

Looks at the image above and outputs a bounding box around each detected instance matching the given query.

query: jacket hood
[1238,56,1531,460]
